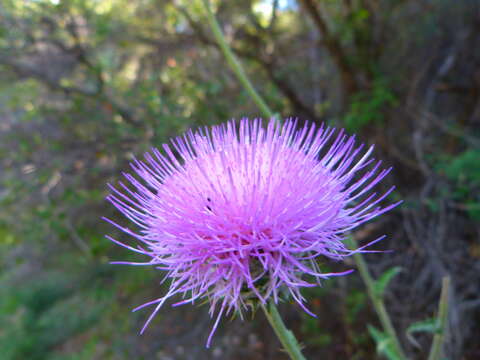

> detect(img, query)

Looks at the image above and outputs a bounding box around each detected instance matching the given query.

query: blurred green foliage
[0,0,478,359]
[436,149,480,219]
[344,78,397,132]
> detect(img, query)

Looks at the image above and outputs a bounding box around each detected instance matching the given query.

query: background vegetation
[0,0,479,359]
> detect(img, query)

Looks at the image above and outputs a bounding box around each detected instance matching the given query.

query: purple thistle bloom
[105,118,399,347]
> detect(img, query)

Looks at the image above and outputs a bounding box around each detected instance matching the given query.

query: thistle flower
[105,118,399,346]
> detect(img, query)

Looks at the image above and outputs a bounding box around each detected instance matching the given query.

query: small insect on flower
[104,118,399,347]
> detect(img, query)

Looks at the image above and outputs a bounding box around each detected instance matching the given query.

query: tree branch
[298,0,358,98]
[1,57,139,127]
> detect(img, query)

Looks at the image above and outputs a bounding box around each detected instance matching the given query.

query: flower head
[105,118,399,346]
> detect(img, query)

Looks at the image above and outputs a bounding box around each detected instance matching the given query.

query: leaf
[374,267,402,297]
[367,325,403,360]
[407,318,440,334]
[406,318,440,348]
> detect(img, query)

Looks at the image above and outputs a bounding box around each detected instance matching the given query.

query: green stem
[346,237,407,359]
[200,0,275,120]
[200,3,302,357]
[427,276,450,360]
[261,301,307,360]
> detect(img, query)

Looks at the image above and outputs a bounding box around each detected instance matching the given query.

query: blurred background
[0,0,479,359]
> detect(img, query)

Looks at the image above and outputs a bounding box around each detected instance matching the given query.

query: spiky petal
[105,118,399,346]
